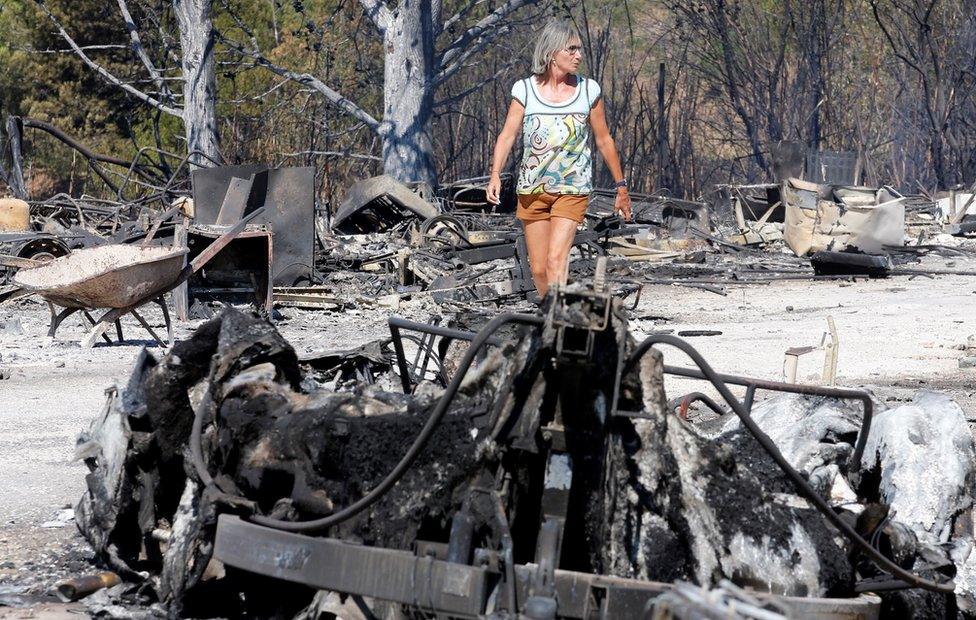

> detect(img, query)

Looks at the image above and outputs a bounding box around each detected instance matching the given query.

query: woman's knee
[546,254,567,279]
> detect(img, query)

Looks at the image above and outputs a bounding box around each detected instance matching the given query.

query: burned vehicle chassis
[200,281,934,618]
[71,260,958,619]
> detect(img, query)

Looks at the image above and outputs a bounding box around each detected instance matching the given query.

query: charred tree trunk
[381,0,437,187]
[174,0,221,167]
[5,116,27,199]
[931,135,948,189]
[657,63,670,192]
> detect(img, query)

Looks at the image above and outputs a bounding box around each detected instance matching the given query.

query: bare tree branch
[435,25,513,87]
[281,150,381,161]
[441,0,483,35]
[870,0,926,78]
[35,2,182,117]
[25,44,129,53]
[115,0,174,103]
[434,63,515,108]
[221,35,382,133]
[438,0,538,78]
[432,0,443,38]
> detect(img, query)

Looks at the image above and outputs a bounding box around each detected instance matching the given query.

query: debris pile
[68,284,974,617]
[6,167,976,326]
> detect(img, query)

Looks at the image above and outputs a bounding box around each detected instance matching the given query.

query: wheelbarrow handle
[141,203,185,247]
[0,284,31,305]
[0,254,44,269]
[0,255,43,304]
[179,207,266,282]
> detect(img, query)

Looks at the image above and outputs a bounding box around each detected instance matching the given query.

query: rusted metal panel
[191,165,314,286]
[185,226,273,312]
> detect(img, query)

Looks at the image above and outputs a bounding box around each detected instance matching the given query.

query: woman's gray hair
[531,19,579,75]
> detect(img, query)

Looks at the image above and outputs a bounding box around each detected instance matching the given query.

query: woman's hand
[615,187,632,220]
[486,175,502,204]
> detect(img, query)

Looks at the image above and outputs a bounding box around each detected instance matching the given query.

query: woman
[486,18,631,299]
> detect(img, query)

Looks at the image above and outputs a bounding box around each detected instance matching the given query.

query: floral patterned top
[511,75,602,195]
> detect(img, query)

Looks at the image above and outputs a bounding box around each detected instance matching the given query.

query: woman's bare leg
[522,219,551,296]
[546,217,578,288]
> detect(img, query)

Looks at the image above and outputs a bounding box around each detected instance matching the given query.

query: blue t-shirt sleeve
[511,80,527,106]
[587,79,602,108]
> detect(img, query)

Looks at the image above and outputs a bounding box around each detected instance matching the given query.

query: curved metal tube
[624,334,954,593]
[190,393,216,488]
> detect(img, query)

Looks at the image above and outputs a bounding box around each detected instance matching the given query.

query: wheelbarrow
[12,209,264,348]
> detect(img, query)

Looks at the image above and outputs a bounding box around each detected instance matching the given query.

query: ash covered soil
[2,253,976,609]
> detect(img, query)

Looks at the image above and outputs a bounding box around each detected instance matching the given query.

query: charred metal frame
[214,302,893,616]
[387,316,504,393]
[180,225,274,313]
[202,270,944,619]
[215,514,673,619]
[207,281,942,617]
[660,363,873,470]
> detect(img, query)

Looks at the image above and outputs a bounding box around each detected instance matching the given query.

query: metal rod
[389,323,413,393]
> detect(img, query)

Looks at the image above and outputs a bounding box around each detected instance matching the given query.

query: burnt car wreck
[70,265,973,619]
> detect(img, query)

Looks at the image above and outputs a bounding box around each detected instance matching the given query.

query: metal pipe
[743,384,757,412]
[854,578,919,593]
[446,512,475,565]
[493,491,518,614]
[190,392,216,487]
[55,572,120,602]
[412,319,440,390]
[389,322,414,393]
[893,267,976,277]
[625,334,953,593]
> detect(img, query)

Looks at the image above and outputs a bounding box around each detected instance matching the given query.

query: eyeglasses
[564,45,583,55]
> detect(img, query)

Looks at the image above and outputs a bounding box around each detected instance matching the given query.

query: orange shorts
[516,193,589,224]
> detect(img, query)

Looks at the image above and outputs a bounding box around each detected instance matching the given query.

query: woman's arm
[487,99,525,204]
[589,99,632,219]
